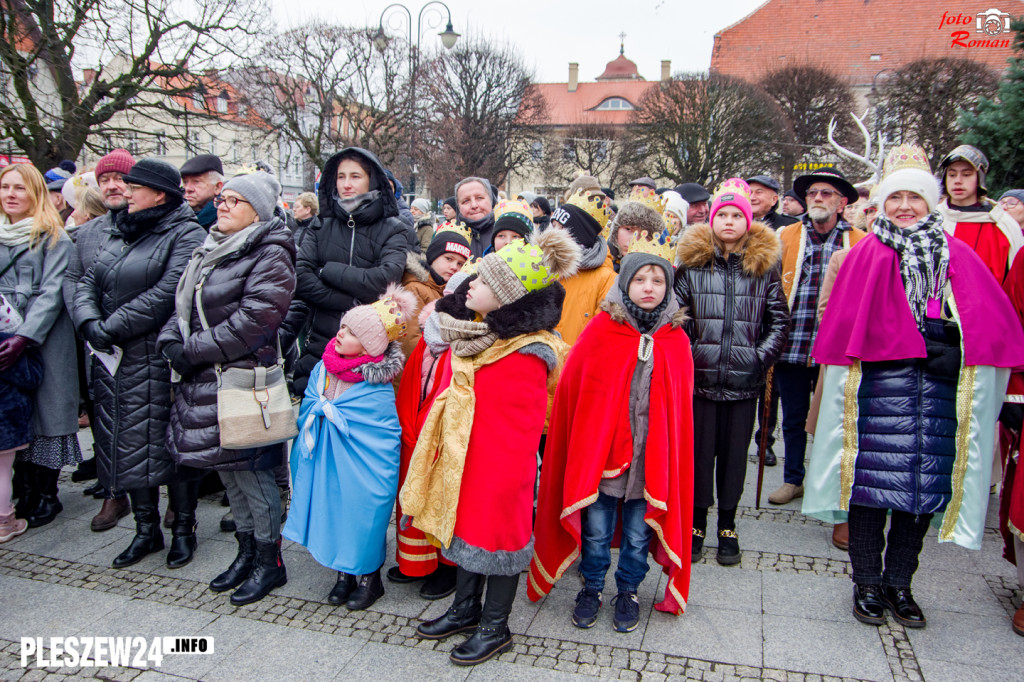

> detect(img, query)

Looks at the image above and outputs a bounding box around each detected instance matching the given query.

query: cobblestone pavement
[1,429,1022,681]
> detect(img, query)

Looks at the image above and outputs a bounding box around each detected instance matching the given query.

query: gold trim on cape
[940,363,976,541]
[839,361,862,511]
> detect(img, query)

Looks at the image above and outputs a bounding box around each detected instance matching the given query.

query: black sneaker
[691,528,705,562]
[716,529,741,566]
[572,588,602,628]
[612,591,640,632]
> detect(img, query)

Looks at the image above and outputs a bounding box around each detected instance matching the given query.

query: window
[154,132,168,156]
[530,140,543,162]
[594,97,634,111]
[870,54,882,61]
[124,132,139,156]
[186,131,202,155]
[193,92,206,110]
[229,141,240,163]
[208,134,217,155]
[561,141,574,163]
[594,141,608,162]
[216,92,229,113]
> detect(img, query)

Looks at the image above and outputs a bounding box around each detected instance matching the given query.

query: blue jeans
[776,362,819,486]
[579,492,653,593]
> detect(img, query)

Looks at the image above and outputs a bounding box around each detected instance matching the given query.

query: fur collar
[675,221,781,278]
[435,274,566,339]
[577,238,609,272]
[599,297,688,330]
[359,342,405,384]
[404,251,430,283]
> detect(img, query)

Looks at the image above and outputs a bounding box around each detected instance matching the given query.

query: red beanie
[94,149,135,179]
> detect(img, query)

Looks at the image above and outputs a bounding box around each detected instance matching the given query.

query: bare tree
[229,22,414,176]
[0,0,266,169]
[538,122,643,195]
[627,73,794,190]
[876,57,999,167]
[758,65,858,187]
[417,36,546,197]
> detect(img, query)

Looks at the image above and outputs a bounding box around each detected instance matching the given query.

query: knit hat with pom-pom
[339,284,418,356]
[477,227,581,306]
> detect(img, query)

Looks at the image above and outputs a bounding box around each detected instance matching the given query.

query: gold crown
[883,144,932,177]
[565,190,613,230]
[370,295,408,342]
[628,186,667,215]
[459,257,481,276]
[434,220,473,243]
[628,229,675,263]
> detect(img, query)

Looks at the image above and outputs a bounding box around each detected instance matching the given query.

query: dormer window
[216,92,229,113]
[595,97,634,111]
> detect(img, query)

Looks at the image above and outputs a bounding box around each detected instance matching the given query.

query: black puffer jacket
[158,218,296,471]
[73,201,205,493]
[674,222,790,401]
[291,148,409,393]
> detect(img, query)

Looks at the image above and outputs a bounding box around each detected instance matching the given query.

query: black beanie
[784,189,806,211]
[493,211,533,242]
[550,203,602,249]
[531,196,551,216]
[426,228,472,265]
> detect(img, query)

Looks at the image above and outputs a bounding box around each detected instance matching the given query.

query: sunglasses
[213,194,251,210]
[806,189,838,199]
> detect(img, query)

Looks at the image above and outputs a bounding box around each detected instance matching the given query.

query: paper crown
[883,144,932,177]
[628,186,668,215]
[459,256,481,276]
[713,178,752,202]
[369,286,414,342]
[564,189,613,231]
[628,229,675,263]
[493,198,534,229]
[434,220,472,243]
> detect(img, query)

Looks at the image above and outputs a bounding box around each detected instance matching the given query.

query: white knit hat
[875,144,940,213]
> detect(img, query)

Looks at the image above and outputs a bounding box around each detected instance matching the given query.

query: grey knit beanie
[222,171,281,222]
[610,201,666,243]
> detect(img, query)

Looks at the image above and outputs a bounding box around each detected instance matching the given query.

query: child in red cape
[529,231,695,631]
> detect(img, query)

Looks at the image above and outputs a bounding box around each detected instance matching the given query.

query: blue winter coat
[0,331,44,451]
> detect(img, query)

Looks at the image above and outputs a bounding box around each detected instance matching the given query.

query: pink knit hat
[94,148,135,178]
[338,284,417,356]
[710,178,753,231]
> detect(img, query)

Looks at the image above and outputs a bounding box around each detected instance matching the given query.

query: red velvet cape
[528,311,695,614]
[1000,250,1024,562]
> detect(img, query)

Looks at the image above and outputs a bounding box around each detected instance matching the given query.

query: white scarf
[0,217,35,247]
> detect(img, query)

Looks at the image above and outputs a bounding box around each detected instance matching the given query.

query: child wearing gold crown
[530,229,695,632]
[283,284,414,611]
[674,177,790,566]
[400,229,578,666]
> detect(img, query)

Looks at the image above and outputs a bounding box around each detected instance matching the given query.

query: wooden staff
[755,366,775,510]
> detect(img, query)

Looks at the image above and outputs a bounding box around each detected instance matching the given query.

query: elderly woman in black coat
[158,172,296,606]
[73,159,205,570]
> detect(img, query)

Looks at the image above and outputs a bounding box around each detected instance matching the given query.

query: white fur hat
[875,144,940,213]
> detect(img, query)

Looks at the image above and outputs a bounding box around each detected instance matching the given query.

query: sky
[269,0,768,82]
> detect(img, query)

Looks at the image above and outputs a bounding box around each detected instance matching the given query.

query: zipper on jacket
[348,217,356,266]
[914,365,924,514]
[719,256,737,400]
[106,236,143,493]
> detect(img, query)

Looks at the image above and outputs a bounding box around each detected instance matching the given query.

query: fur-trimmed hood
[434,274,565,340]
[358,342,406,385]
[675,221,781,278]
[404,250,430,283]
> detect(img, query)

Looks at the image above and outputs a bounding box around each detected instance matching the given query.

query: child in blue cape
[284,284,414,610]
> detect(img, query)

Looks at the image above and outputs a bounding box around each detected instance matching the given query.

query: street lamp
[375,2,459,196]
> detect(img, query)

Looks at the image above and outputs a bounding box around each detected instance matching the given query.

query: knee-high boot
[13,461,37,518]
[416,567,485,639]
[450,573,518,665]
[166,479,199,568]
[113,487,163,568]
[26,465,63,528]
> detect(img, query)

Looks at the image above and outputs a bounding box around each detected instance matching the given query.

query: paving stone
[643,606,762,667]
[762,615,891,681]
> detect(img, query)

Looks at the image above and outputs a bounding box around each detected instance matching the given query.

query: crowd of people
[2,138,1024,668]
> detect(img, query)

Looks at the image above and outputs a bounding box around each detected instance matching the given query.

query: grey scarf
[437,312,498,357]
[0,217,35,247]
[175,222,261,341]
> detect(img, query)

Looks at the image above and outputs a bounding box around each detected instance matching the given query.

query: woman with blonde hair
[0,164,82,533]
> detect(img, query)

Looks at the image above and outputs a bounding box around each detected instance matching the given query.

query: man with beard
[454,176,499,256]
[768,168,867,506]
[179,154,224,230]
[61,149,136,532]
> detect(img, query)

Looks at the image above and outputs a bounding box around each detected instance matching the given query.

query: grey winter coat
[158,218,296,471]
[0,236,79,439]
[72,201,205,493]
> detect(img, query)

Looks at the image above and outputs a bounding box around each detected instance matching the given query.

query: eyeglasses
[213,194,251,209]
[805,189,838,199]
[863,205,878,214]
[125,183,146,193]
[1001,198,1021,209]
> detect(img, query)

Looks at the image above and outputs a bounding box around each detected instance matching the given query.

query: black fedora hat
[793,167,859,204]
[122,159,184,200]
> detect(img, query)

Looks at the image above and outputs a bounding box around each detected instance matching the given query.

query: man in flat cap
[180,154,224,230]
[747,175,799,231]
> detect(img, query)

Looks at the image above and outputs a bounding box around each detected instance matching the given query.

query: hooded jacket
[72,201,205,493]
[158,218,296,471]
[291,147,410,393]
[399,252,445,357]
[554,239,617,345]
[674,222,790,401]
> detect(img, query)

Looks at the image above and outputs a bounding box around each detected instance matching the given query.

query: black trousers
[847,504,932,589]
[692,396,758,510]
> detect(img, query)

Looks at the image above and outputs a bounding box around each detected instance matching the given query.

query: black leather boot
[210,532,257,593]
[113,488,164,568]
[420,562,458,600]
[417,568,484,639]
[13,462,37,519]
[26,465,63,528]
[165,480,199,569]
[346,569,384,610]
[231,539,287,606]
[328,573,357,605]
[450,573,518,666]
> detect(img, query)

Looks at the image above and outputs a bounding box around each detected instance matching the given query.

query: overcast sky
[270,0,767,82]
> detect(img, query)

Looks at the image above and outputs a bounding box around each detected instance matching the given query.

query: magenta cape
[814,234,1024,368]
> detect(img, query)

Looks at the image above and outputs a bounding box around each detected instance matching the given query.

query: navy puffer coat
[851,319,962,514]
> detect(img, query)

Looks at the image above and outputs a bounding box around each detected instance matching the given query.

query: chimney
[568,63,579,92]
[661,60,671,82]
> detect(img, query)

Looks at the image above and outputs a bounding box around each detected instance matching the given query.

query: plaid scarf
[871,212,950,331]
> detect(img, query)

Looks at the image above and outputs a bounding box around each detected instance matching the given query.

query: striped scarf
[872,212,950,331]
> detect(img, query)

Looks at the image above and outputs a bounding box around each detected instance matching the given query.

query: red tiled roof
[711,0,1021,85]
[597,54,644,81]
[530,81,659,126]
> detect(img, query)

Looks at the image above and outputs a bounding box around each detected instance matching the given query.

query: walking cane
[755,367,775,510]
